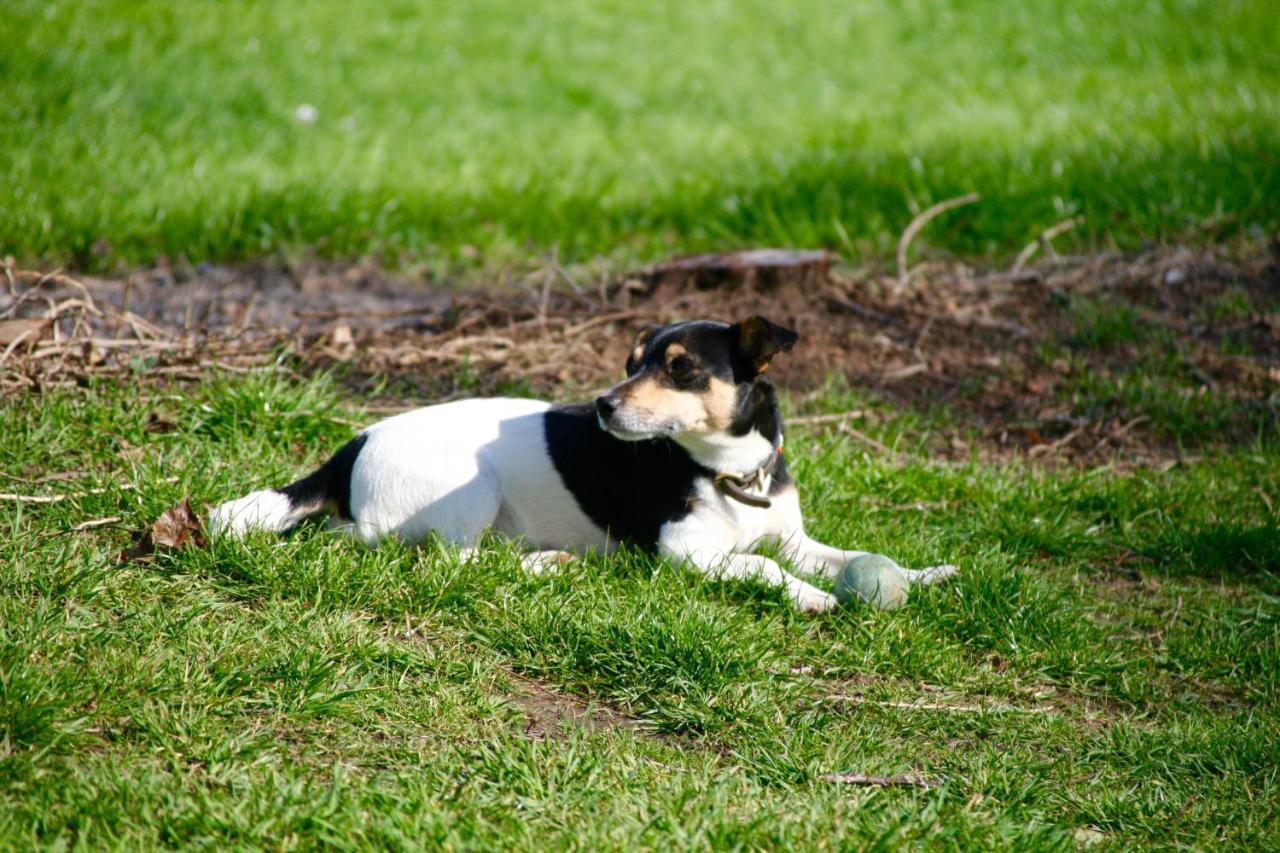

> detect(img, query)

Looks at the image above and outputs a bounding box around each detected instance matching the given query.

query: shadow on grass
[1149,522,1280,579]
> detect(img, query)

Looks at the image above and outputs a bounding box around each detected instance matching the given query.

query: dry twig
[895,193,980,293]
[825,695,1056,716]
[1,476,179,504]
[789,410,868,426]
[1028,425,1087,458]
[1012,217,1084,274]
[71,516,123,532]
[836,423,898,458]
[1153,595,1183,646]
[821,773,938,789]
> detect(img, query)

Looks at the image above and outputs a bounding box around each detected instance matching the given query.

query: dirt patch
[3,237,1277,464]
[784,663,1249,732]
[388,612,643,742]
[503,673,643,741]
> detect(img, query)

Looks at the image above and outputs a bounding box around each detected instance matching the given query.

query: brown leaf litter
[3,235,1278,466]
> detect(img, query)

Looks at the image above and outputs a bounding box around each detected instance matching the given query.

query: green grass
[3,372,1277,848]
[3,0,1279,269]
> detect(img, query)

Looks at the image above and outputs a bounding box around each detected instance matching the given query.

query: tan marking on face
[664,343,688,365]
[611,369,740,435]
[631,345,645,363]
[702,376,739,430]
[616,374,710,431]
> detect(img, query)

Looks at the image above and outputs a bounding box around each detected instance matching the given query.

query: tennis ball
[833,554,909,610]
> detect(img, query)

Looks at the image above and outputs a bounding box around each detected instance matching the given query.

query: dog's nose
[595,395,620,420]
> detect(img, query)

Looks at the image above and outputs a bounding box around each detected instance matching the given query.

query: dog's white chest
[658,475,799,556]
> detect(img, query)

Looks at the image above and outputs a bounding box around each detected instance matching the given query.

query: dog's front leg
[781,533,958,586]
[778,533,869,578]
[661,541,837,614]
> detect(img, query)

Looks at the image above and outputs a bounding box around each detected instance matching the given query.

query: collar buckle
[712,443,782,510]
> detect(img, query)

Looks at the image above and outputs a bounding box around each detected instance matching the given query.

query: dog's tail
[208,434,368,538]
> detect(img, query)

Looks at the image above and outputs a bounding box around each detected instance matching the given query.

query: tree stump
[633,249,835,295]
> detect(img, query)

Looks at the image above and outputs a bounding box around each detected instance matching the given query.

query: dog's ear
[732,316,799,374]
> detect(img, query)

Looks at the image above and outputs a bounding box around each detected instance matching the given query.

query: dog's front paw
[792,585,839,614]
[521,550,576,575]
[902,564,960,586]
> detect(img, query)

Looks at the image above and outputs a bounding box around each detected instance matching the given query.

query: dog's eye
[669,355,695,376]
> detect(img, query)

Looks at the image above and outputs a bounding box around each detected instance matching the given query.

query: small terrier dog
[210,317,957,612]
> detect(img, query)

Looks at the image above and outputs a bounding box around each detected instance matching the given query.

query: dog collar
[713,442,782,510]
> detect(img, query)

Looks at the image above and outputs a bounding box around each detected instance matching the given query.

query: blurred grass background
[2,0,1278,269]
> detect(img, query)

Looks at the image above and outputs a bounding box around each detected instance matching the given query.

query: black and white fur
[209,317,957,612]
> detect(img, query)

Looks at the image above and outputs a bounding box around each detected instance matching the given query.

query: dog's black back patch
[543,404,707,551]
[279,432,368,521]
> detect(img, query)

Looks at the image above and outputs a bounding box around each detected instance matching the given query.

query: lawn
[2,0,1279,268]
[1,369,1277,848]
[3,0,1279,847]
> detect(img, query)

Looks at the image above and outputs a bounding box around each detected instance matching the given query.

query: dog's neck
[676,379,784,479]
[674,428,779,479]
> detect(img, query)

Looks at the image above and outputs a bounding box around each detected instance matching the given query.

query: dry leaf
[120,497,207,562]
[151,497,206,549]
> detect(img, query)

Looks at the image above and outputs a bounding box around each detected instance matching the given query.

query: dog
[209,316,957,612]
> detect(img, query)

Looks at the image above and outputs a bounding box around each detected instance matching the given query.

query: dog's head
[594,317,798,441]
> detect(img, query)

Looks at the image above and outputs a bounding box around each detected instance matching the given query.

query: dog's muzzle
[595,393,658,440]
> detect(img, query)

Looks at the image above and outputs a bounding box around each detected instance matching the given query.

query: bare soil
[3,237,1277,465]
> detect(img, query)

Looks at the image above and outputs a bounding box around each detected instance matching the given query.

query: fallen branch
[1090,415,1149,456]
[561,309,648,339]
[895,193,980,293]
[1,476,179,504]
[71,516,123,532]
[883,363,929,382]
[1028,425,1087,458]
[789,410,867,426]
[836,423,898,458]
[292,305,438,320]
[824,295,893,325]
[821,772,938,789]
[1,489,104,504]
[0,469,89,485]
[826,695,1056,715]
